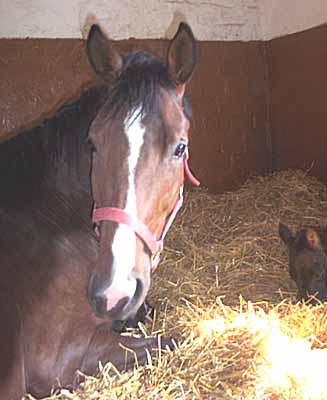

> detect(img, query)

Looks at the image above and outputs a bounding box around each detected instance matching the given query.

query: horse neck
[0,87,104,215]
[49,142,92,203]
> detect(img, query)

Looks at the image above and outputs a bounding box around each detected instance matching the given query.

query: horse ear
[167,22,197,92]
[279,223,295,247]
[305,228,322,250]
[87,24,123,78]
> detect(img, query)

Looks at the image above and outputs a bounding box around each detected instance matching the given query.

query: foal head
[279,223,327,303]
[86,23,197,320]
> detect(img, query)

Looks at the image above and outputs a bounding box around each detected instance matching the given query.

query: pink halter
[92,155,200,272]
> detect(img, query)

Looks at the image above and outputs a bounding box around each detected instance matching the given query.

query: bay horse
[279,223,327,303]
[0,22,198,399]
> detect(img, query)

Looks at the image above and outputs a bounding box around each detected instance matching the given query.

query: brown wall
[0,38,271,193]
[0,39,94,137]
[189,41,270,191]
[269,24,327,181]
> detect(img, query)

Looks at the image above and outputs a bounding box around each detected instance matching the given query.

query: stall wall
[0,0,262,40]
[259,0,327,181]
[261,0,327,40]
[268,25,327,181]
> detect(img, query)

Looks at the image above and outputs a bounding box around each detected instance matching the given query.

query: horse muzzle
[88,272,144,320]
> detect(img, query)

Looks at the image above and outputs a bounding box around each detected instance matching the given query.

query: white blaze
[109,108,145,296]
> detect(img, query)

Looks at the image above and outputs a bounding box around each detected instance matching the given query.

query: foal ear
[167,22,197,91]
[304,228,322,250]
[279,223,295,247]
[87,24,123,78]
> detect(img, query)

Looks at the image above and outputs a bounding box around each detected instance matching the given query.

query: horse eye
[173,142,187,159]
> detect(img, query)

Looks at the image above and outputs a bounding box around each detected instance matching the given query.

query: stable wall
[268,24,327,181]
[261,0,327,40]
[0,0,262,40]
[260,0,327,182]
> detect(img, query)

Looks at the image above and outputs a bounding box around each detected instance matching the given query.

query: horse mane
[0,86,105,205]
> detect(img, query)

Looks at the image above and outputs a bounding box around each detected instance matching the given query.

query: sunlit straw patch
[197,305,327,400]
[255,318,327,399]
[198,317,227,336]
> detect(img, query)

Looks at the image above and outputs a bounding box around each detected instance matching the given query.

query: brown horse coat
[0,22,197,398]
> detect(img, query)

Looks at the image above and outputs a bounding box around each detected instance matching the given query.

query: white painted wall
[0,0,261,40]
[0,0,327,41]
[260,0,327,40]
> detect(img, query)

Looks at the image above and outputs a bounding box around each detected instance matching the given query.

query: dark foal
[0,22,197,399]
[279,223,327,303]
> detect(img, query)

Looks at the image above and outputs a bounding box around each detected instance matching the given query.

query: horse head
[86,23,198,321]
[279,222,327,303]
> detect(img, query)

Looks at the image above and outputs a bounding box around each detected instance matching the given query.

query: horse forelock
[102,51,176,122]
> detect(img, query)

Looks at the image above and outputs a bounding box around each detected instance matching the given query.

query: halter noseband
[92,155,200,272]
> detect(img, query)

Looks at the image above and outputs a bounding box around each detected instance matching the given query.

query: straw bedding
[27,169,327,400]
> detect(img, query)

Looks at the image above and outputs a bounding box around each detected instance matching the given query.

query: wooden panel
[269,25,327,182]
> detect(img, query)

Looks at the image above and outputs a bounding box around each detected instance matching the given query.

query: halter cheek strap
[92,156,200,272]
